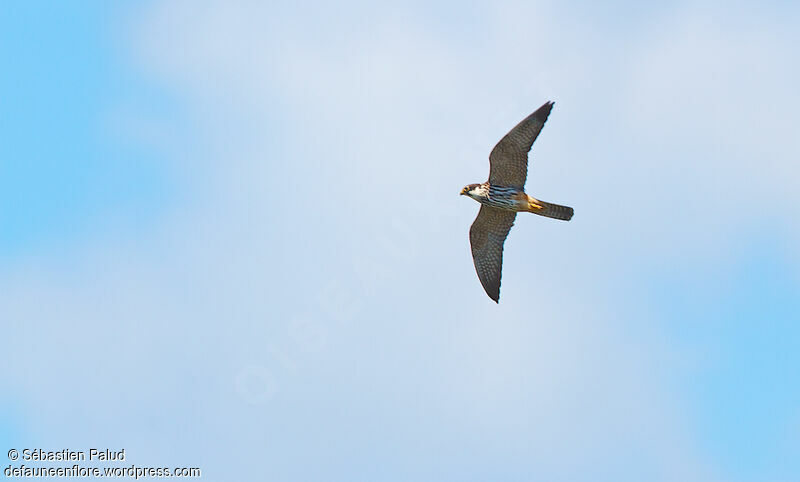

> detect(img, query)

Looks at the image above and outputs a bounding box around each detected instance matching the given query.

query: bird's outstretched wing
[488,101,554,190]
[469,206,517,303]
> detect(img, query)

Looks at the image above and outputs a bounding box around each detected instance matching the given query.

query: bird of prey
[460,101,573,303]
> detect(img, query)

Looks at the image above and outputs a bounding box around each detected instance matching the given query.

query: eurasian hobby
[461,101,573,303]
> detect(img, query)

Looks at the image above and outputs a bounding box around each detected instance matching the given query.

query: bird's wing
[488,101,554,190]
[469,206,517,303]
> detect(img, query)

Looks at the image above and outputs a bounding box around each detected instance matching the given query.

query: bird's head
[460,183,482,198]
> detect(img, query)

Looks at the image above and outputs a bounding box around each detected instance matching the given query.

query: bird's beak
[459,189,466,195]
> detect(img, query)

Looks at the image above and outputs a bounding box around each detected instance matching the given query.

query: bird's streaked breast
[482,185,526,211]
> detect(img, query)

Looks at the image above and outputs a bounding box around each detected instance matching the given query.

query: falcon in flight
[461,101,573,303]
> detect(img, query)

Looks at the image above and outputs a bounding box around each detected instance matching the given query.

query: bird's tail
[527,197,574,221]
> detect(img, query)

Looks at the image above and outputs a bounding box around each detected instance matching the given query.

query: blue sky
[2,1,799,481]
[0,2,172,259]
